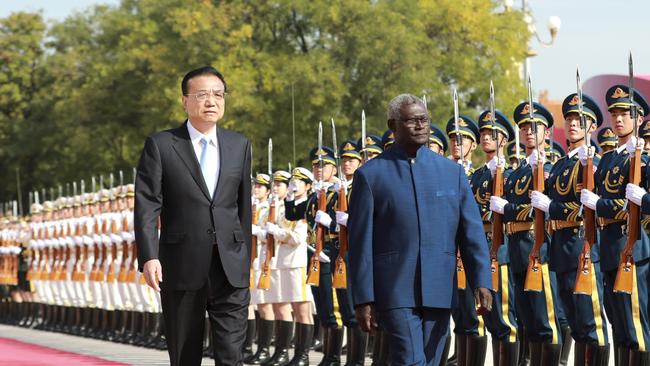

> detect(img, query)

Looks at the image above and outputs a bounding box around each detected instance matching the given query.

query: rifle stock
[258,198,276,290]
[307,188,327,286]
[524,159,545,292]
[614,147,641,293]
[490,165,505,291]
[456,251,467,289]
[575,155,595,294]
[333,185,348,289]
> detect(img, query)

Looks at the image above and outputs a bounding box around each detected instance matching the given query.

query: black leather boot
[629,350,650,366]
[287,323,313,366]
[456,335,468,366]
[529,342,542,366]
[263,320,293,366]
[440,335,452,366]
[500,341,520,366]
[465,335,487,366]
[245,319,274,365]
[371,329,390,366]
[518,331,529,366]
[447,336,459,366]
[574,342,586,365]
[559,326,572,366]
[540,343,561,366]
[243,319,256,361]
[584,344,609,366]
[312,318,323,352]
[617,347,630,366]
[345,325,368,366]
[319,327,344,366]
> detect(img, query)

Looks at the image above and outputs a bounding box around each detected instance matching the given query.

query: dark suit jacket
[347,144,491,311]
[134,121,252,290]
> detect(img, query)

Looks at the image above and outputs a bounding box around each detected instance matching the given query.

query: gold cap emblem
[482,112,493,122]
[365,136,376,145]
[569,95,579,106]
[343,142,354,151]
[520,103,536,116]
[602,129,615,138]
[611,87,629,99]
[458,118,468,127]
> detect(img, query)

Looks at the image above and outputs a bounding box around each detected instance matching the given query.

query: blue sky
[2,0,650,99]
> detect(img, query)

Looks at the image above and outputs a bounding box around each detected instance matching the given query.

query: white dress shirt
[187,120,220,197]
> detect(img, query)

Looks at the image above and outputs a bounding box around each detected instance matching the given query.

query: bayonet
[99,175,104,190]
[268,138,273,178]
[361,111,367,162]
[490,81,498,160]
[331,118,343,183]
[318,122,324,185]
[577,65,588,147]
[629,51,638,138]
[109,173,114,189]
[422,94,428,111]
[73,182,77,196]
[35,191,40,205]
[58,185,63,198]
[527,74,539,158]
[81,180,85,195]
[91,176,96,193]
[453,88,465,169]
[119,170,124,186]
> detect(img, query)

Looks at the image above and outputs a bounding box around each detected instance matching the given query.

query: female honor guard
[531,93,609,365]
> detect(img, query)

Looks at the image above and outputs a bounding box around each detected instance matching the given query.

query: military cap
[254,173,271,187]
[43,201,54,213]
[117,185,127,199]
[513,101,554,128]
[292,167,314,184]
[357,135,383,155]
[309,146,336,165]
[545,140,565,160]
[478,110,515,141]
[606,85,650,117]
[446,115,479,142]
[99,189,110,203]
[110,187,120,201]
[562,93,603,127]
[126,184,135,197]
[429,124,448,153]
[597,127,617,149]
[65,196,74,208]
[381,130,395,150]
[73,195,82,208]
[30,203,43,215]
[639,119,650,138]
[339,140,362,160]
[506,141,525,161]
[273,170,291,184]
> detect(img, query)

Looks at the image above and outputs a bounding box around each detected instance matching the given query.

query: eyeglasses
[184,89,226,102]
[400,116,429,127]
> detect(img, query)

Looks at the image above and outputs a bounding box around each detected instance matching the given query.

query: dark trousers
[378,307,451,366]
[483,264,519,342]
[161,245,250,366]
[311,243,341,328]
[512,267,562,344]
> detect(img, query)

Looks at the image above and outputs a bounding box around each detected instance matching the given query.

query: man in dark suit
[135,66,252,366]
[347,94,492,366]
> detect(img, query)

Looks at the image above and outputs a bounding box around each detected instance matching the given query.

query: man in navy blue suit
[347,94,493,365]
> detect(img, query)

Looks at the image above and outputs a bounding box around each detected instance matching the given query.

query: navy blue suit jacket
[347,144,491,311]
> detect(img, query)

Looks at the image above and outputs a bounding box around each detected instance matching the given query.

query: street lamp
[520,0,561,79]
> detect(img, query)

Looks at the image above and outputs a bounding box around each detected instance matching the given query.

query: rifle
[258,138,274,290]
[574,66,597,294]
[614,52,641,294]
[332,118,348,289]
[307,122,326,286]
[524,74,546,292]
[489,81,505,291]
[250,199,259,289]
[454,88,467,289]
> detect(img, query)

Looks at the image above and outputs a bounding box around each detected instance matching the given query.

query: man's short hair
[181,66,228,95]
[387,94,424,122]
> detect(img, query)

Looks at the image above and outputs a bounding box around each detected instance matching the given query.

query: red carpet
[0,337,129,365]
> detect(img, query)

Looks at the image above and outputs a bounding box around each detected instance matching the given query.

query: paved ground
[0,323,617,365]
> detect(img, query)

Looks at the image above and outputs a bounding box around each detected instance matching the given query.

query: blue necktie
[199,137,215,197]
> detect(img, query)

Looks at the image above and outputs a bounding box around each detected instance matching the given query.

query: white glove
[312,181,323,192]
[577,145,595,166]
[626,136,643,154]
[315,210,332,228]
[286,181,296,201]
[255,228,267,242]
[530,191,551,213]
[332,180,342,193]
[487,156,506,176]
[335,211,349,227]
[580,189,600,210]
[490,196,508,215]
[252,224,262,237]
[265,222,287,241]
[308,246,331,263]
[626,183,646,207]
[529,150,545,167]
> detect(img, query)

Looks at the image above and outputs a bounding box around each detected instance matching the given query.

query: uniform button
[210,204,215,209]
[207,229,214,235]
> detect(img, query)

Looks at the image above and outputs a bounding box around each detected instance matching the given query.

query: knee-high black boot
[345,326,368,366]
[629,350,650,366]
[540,343,561,366]
[456,335,468,366]
[245,319,274,365]
[287,323,313,366]
[559,326,572,366]
[320,327,344,366]
[529,342,542,366]
[465,335,487,366]
[243,319,256,360]
[584,344,609,366]
[500,341,520,366]
[263,320,293,366]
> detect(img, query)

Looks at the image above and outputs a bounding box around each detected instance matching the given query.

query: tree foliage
[0,0,528,207]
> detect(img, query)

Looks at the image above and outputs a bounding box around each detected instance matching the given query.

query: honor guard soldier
[358,135,383,160]
[305,145,343,365]
[490,101,563,364]
[546,141,566,164]
[429,124,448,156]
[532,93,610,364]
[581,85,650,365]
[334,140,369,366]
[444,114,481,365]
[474,109,520,366]
[245,173,273,365]
[446,115,479,175]
[506,141,526,170]
[639,119,650,152]
[381,130,395,151]
[597,127,617,155]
